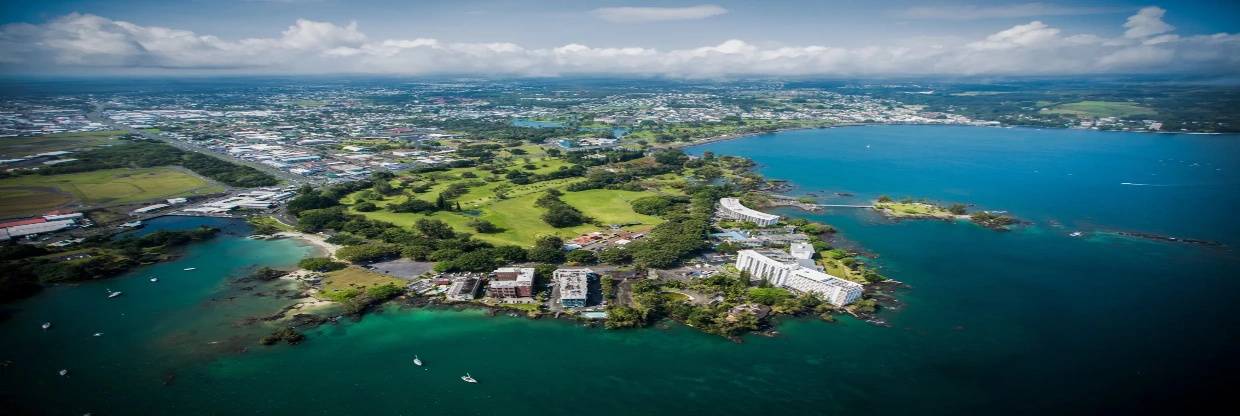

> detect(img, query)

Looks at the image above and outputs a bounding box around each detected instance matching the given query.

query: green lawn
[0,167,225,217]
[872,202,956,219]
[0,130,125,158]
[317,266,404,300]
[350,180,668,247]
[1040,101,1156,118]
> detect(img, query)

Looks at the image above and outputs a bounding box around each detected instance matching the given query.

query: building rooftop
[719,198,780,221]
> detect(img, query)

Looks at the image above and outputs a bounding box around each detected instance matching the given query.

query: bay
[2,126,1238,414]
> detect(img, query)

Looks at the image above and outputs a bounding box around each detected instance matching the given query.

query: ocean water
[3,126,1238,415]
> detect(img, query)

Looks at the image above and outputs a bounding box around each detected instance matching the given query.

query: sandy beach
[277,231,341,258]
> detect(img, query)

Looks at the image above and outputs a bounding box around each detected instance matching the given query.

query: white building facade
[735,249,863,306]
[718,198,780,226]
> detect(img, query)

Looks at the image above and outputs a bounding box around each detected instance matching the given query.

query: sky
[0,0,1237,77]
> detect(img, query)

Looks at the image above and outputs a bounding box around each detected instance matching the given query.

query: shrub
[298,257,346,272]
[336,243,401,263]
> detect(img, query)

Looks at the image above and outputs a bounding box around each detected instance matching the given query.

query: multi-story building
[486,267,535,298]
[447,278,481,301]
[555,268,594,308]
[790,242,815,260]
[735,249,863,306]
[718,198,780,226]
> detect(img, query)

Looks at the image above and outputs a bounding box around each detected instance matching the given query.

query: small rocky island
[871,196,1020,231]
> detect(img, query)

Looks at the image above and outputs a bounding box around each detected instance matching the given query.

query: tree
[336,243,401,263]
[877,195,893,203]
[298,257,346,272]
[566,250,597,265]
[528,235,565,263]
[389,197,435,213]
[353,201,378,212]
[372,179,393,195]
[287,192,339,216]
[747,287,792,306]
[947,204,968,215]
[652,149,687,166]
[597,247,632,264]
[416,219,456,239]
[491,245,528,263]
[630,195,679,216]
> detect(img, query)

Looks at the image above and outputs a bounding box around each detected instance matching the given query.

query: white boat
[93,332,103,337]
[149,277,158,282]
[42,322,51,330]
[58,369,68,376]
[1069,231,1083,237]
[183,268,196,271]
[107,290,123,299]
[461,373,477,383]
[413,355,423,366]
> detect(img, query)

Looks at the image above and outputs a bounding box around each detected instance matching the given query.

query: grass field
[0,167,226,217]
[872,202,957,219]
[1040,101,1155,118]
[0,130,125,158]
[318,266,404,300]
[345,160,674,247]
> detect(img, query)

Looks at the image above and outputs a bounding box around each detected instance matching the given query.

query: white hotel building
[718,198,780,227]
[736,249,864,306]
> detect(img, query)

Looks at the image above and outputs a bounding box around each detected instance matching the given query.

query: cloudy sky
[0,0,1237,77]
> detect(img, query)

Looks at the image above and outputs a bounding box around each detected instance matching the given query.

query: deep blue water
[690,125,1240,412]
[2,126,1238,415]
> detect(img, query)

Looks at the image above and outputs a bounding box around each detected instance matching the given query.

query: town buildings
[718,198,780,226]
[735,249,863,306]
[0,212,86,241]
[486,267,534,299]
[555,268,594,308]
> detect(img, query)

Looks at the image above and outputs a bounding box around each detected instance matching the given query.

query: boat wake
[1120,182,1171,187]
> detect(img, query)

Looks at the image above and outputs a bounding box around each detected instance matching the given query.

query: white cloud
[0,8,1237,77]
[1124,6,1175,38]
[591,5,728,23]
[900,3,1123,20]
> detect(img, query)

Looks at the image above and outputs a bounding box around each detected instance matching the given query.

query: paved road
[86,105,314,186]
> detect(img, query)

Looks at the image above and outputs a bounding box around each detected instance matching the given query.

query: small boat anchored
[107,290,123,299]
[1069,231,1083,237]
[149,277,159,282]
[461,373,477,383]
[93,332,103,337]
[58,369,69,376]
[183,268,196,271]
[413,355,423,367]
[41,322,51,330]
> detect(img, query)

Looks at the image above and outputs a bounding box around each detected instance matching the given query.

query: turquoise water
[3,126,1238,414]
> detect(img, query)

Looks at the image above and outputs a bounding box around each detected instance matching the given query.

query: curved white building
[718,198,780,226]
[736,249,863,306]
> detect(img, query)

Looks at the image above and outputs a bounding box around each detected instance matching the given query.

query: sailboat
[461,373,477,383]
[412,355,423,366]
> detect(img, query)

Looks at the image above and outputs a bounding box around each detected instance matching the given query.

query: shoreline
[672,121,1228,153]
[275,231,340,258]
